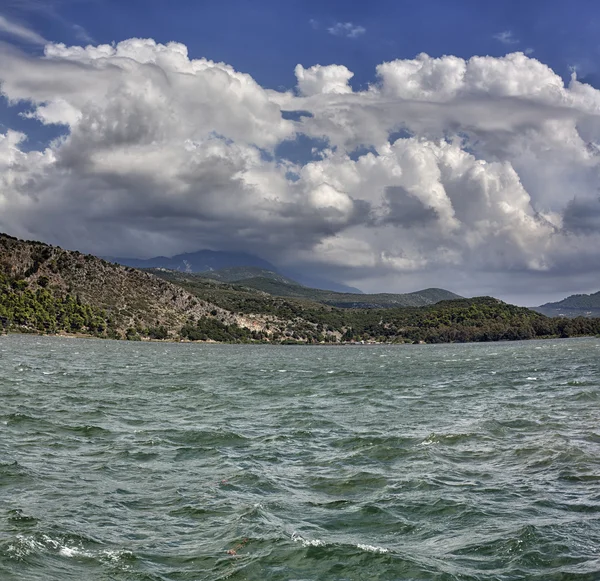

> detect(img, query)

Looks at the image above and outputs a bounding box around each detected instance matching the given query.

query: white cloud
[1,40,600,301]
[295,63,354,96]
[494,30,518,45]
[0,13,46,45]
[327,22,365,39]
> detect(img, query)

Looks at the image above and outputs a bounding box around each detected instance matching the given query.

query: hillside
[0,234,289,341]
[3,233,600,344]
[227,278,462,308]
[168,268,462,308]
[196,266,301,286]
[147,269,600,343]
[533,291,600,318]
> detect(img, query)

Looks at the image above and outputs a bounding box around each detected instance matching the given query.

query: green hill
[533,291,600,318]
[175,267,462,308]
[238,278,463,307]
[197,266,301,286]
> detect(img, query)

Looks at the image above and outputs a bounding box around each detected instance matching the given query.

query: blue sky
[4,0,600,90]
[2,0,600,303]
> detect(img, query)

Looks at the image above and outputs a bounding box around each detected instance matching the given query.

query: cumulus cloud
[1,40,600,301]
[327,22,365,39]
[0,13,46,45]
[295,63,354,96]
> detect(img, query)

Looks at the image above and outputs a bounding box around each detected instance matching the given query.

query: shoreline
[2,329,598,345]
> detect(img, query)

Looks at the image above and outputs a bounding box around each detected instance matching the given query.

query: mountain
[196,269,463,309]
[179,267,460,308]
[3,233,600,344]
[106,249,277,273]
[533,291,600,318]
[108,250,363,294]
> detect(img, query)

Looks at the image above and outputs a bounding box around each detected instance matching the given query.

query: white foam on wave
[302,538,325,547]
[7,534,45,558]
[99,549,134,564]
[356,543,389,554]
[59,545,93,558]
[6,533,132,566]
[291,533,389,554]
[291,532,325,547]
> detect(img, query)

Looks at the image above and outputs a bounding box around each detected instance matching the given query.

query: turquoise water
[1,335,599,580]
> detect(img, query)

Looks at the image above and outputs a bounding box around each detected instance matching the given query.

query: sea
[1,334,599,581]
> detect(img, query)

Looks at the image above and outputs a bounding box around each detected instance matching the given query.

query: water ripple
[1,335,599,580]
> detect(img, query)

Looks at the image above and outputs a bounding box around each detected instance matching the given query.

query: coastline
[2,328,598,345]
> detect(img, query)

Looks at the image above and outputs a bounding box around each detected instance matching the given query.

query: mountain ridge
[184,266,462,308]
[108,250,363,294]
[533,291,600,318]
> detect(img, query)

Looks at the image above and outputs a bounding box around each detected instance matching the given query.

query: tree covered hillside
[0,234,258,339]
[170,268,462,308]
[0,271,115,337]
[534,291,600,318]
[2,233,600,344]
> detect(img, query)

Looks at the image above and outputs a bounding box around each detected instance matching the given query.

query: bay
[1,335,599,580]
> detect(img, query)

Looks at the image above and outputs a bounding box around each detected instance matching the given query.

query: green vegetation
[328,297,600,344]
[2,232,600,344]
[0,232,227,340]
[196,266,300,286]
[534,291,600,318]
[186,267,462,308]
[0,271,114,336]
[153,268,600,343]
[180,316,265,342]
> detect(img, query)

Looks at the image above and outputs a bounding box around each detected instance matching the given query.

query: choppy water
[1,335,600,580]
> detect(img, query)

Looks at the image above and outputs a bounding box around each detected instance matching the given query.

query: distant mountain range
[533,291,600,318]
[107,250,363,294]
[179,266,462,308]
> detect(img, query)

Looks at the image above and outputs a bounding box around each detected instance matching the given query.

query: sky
[1,0,600,305]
